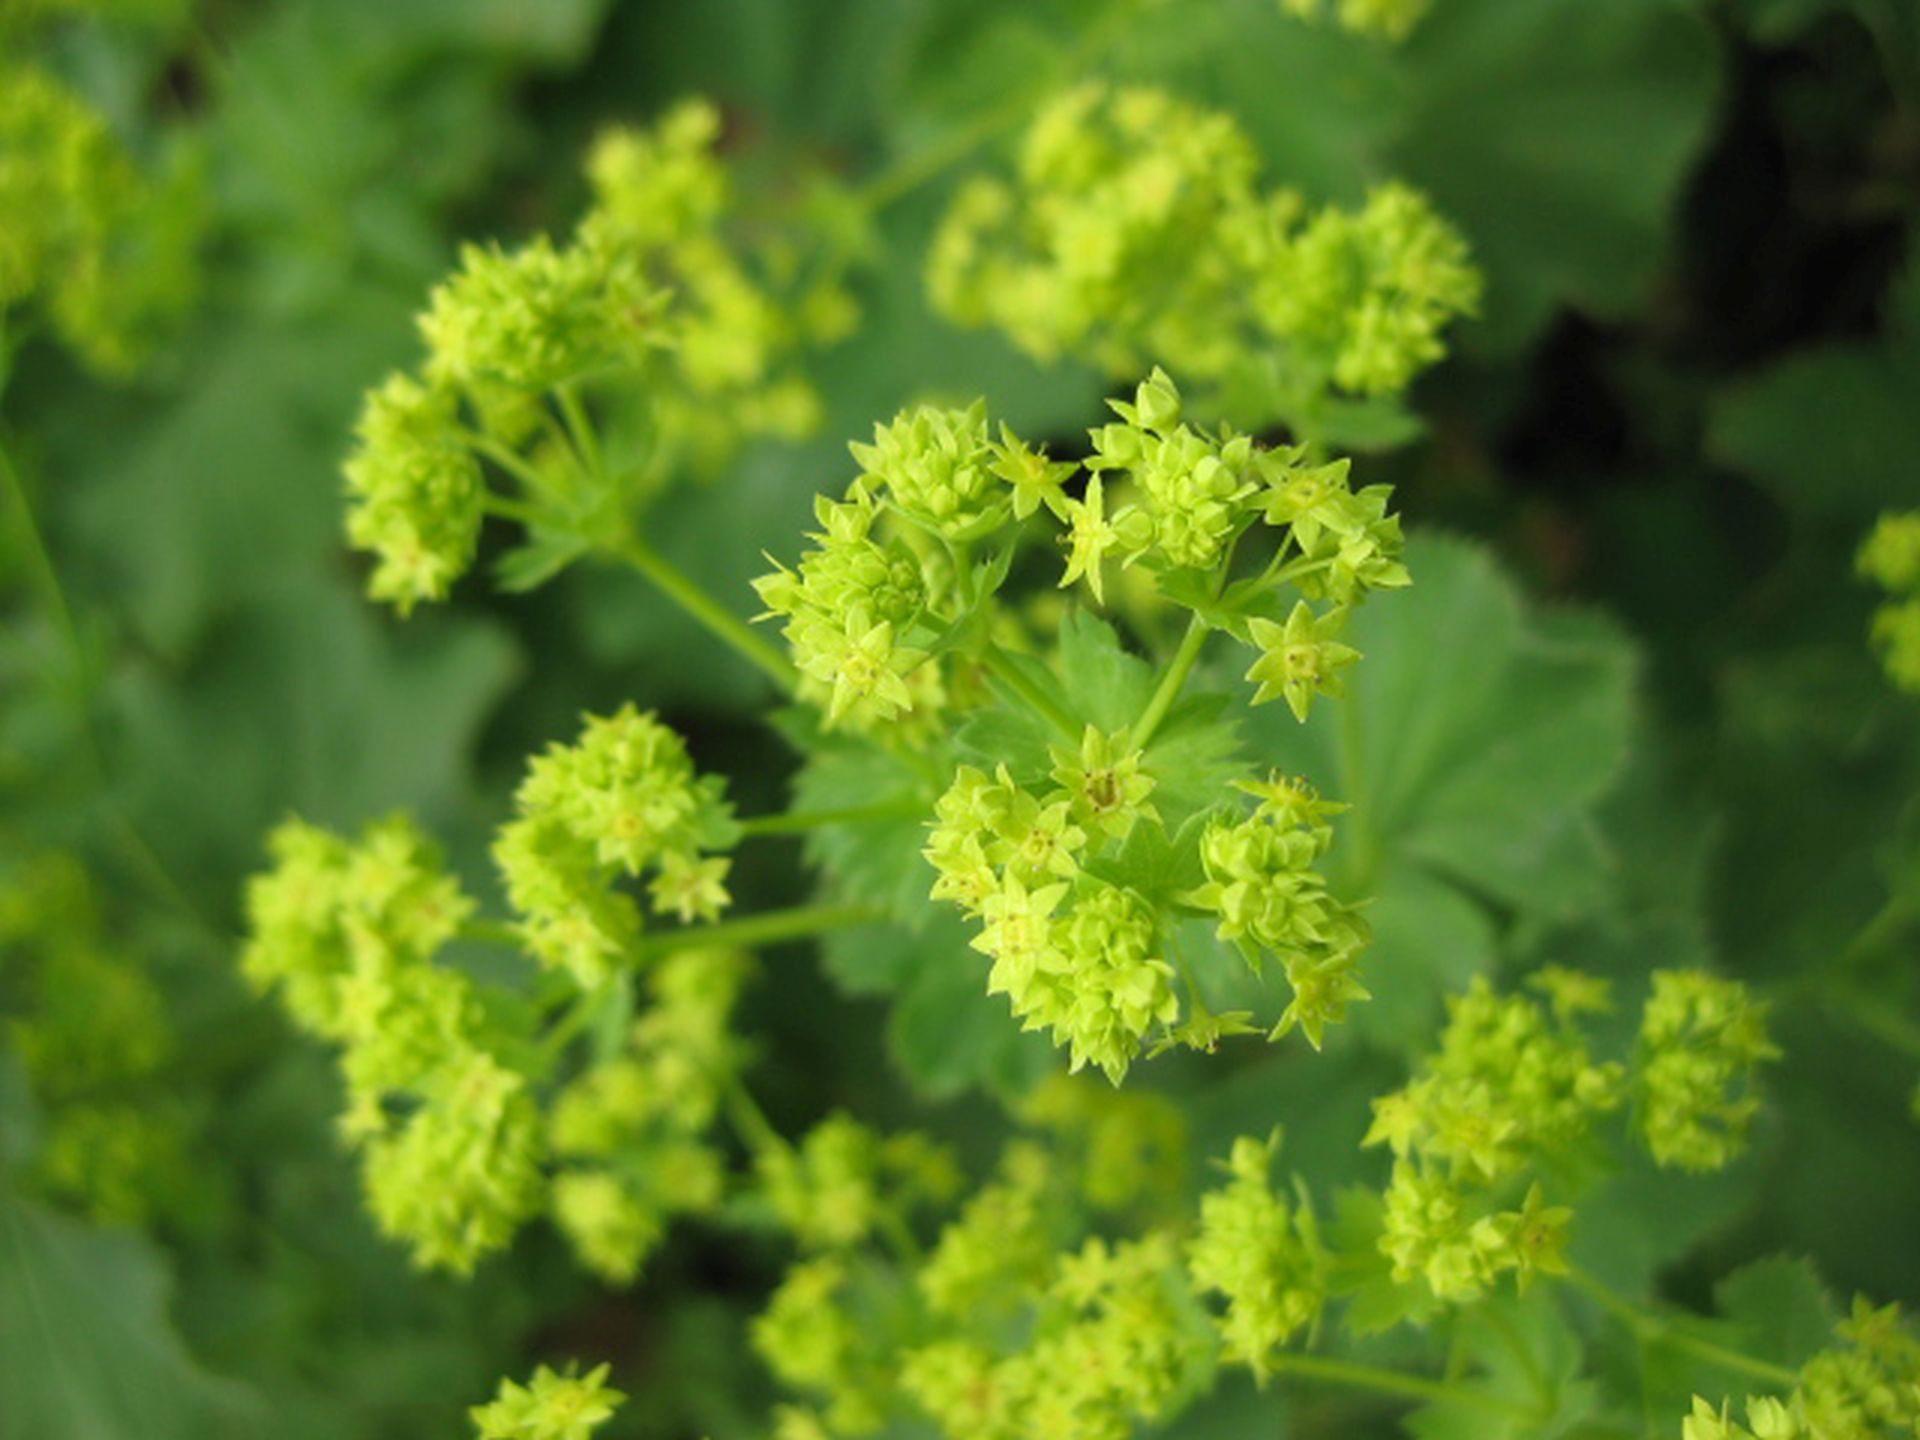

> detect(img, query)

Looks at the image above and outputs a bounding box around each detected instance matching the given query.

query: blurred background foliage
[2,0,1918,1436]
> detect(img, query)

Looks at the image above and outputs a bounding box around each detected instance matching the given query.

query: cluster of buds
[494,706,738,989]
[929,85,1477,416]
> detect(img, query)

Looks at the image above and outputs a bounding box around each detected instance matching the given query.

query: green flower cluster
[243,816,543,1272]
[243,761,754,1279]
[580,98,829,456]
[758,1111,959,1252]
[494,705,738,990]
[548,947,749,1283]
[1016,1073,1186,1212]
[344,97,823,614]
[1280,0,1433,40]
[342,374,485,613]
[420,234,650,397]
[1366,971,1624,1182]
[901,1234,1196,1440]
[0,58,199,375]
[753,1256,893,1436]
[1364,968,1776,1303]
[0,853,188,1223]
[753,484,941,729]
[754,403,1085,730]
[749,1115,1204,1440]
[1064,368,1380,596]
[471,1362,625,1440]
[1858,511,1920,691]
[1365,971,1619,1302]
[928,84,1477,416]
[1635,969,1780,1172]
[1189,774,1371,1047]
[1187,1134,1327,1379]
[927,761,1178,1084]
[1067,370,1407,699]
[758,372,1405,1077]
[1685,1299,1920,1440]
[915,1140,1058,1319]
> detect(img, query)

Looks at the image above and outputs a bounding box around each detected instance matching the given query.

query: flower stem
[457,428,549,495]
[610,533,799,693]
[978,640,1079,739]
[639,901,888,959]
[1563,1267,1800,1388]
[479,491,547,527]
[1130,613,1212,750]
[555,380,602,480]
[737,801,923,837]
[725,1081,783,1155]
[1263,1353,1532,1417]
[460,918,525,948]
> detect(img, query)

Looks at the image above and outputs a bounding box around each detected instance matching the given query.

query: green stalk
[555,380,603,480]
[611,533,799,693]
[1263,1353,1533,1417]
[724,1081,783,1155]
[978,640,1078,739]
[456,427,549,495]
[459,918,525,948]
[1129,613,1212,750]
[737,801,923,837]
[1564,1267,1799,1389]
[478,491,547,527]
[638,901,887,960]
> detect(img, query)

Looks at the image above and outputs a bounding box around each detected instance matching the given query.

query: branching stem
[1564,1267,1800,1389]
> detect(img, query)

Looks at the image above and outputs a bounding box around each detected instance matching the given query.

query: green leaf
[59,319,391,657]
[0,1187,260,1440]
[1083,809,1212,910]
[1567,1143,1762,1297]
[1356,862,1498,1050]
[1707,339,1920,519]
[1327,1186,1441,1337]
[1142,695,1250,826]
[1392,0,1718,354]
[818,916,934,997]
[788,732,937,921]
[494,530,590,593]
[1409,1294,1598,1440]
[103,579,518,906]
[325,0,612,63]
[1242,534,1637,1046]
[886,925,1057,1100]
[1162,0,1716,355]
[1714,1256,1835,1370]
[1057,610,1155,733]
[0,1051,39,1175]
[821,911,1054,1099]
[953,707,1056,787]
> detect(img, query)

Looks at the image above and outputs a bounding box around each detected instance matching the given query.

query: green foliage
[1244,535,1635,1044]
[0,1187,260,1440]
[5,1,1919,1437]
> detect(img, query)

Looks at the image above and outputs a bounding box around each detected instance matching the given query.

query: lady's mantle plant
[226,81,1920,1440]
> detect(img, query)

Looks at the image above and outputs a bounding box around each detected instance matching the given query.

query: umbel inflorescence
[341,97,838,615]
[758,368,1404,1081]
